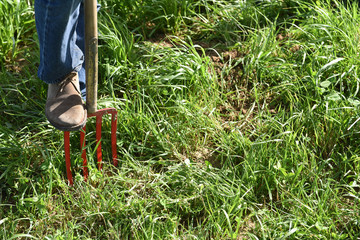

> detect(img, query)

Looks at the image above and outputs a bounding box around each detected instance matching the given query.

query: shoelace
[56,73,80,97]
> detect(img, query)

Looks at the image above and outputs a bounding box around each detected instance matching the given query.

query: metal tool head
[64,108,117,186]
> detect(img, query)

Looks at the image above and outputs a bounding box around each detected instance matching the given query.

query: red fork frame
[64,107,118,186]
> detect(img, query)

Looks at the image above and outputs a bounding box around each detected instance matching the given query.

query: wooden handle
[85,0,98,113]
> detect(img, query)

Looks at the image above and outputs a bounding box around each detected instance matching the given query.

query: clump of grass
[0,0,35,70]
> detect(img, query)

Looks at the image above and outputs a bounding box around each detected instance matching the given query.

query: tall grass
[1,0,360,239]
[0,0,35,70]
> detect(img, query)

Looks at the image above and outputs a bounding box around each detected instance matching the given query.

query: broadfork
[63,0,118,186]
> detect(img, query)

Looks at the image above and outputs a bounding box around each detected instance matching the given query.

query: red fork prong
[111,111,118,167]
[96,115,103,170]
[80,125,88,181]
[64,131,74,186]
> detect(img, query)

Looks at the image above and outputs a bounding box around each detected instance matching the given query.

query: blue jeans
[34,0,87,96]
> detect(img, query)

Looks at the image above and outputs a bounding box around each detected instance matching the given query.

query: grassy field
[1,0,360,239]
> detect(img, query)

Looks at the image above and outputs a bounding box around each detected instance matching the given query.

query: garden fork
[64,0,118,186]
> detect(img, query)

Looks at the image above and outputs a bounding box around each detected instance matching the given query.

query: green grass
[1,0,360,239]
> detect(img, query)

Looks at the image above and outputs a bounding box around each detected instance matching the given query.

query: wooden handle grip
[85,0,98,114]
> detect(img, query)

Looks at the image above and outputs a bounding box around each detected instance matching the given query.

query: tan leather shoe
[45,72,87,131]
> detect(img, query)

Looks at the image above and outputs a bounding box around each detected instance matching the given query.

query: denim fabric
[34,0,86,95]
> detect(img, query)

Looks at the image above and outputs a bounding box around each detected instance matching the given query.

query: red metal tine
[80,126,88,181]
[95,114,103,170]
[64,131,74,186]
[111,110,118,167]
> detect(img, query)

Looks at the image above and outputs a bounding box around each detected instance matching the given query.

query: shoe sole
[46,110,87,132]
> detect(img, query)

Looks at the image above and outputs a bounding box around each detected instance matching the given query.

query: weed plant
[1,0,360,239]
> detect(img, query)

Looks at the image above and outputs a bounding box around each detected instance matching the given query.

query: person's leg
[76,1,86,96]
[35,0,87,131]
[35,0,84,84]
